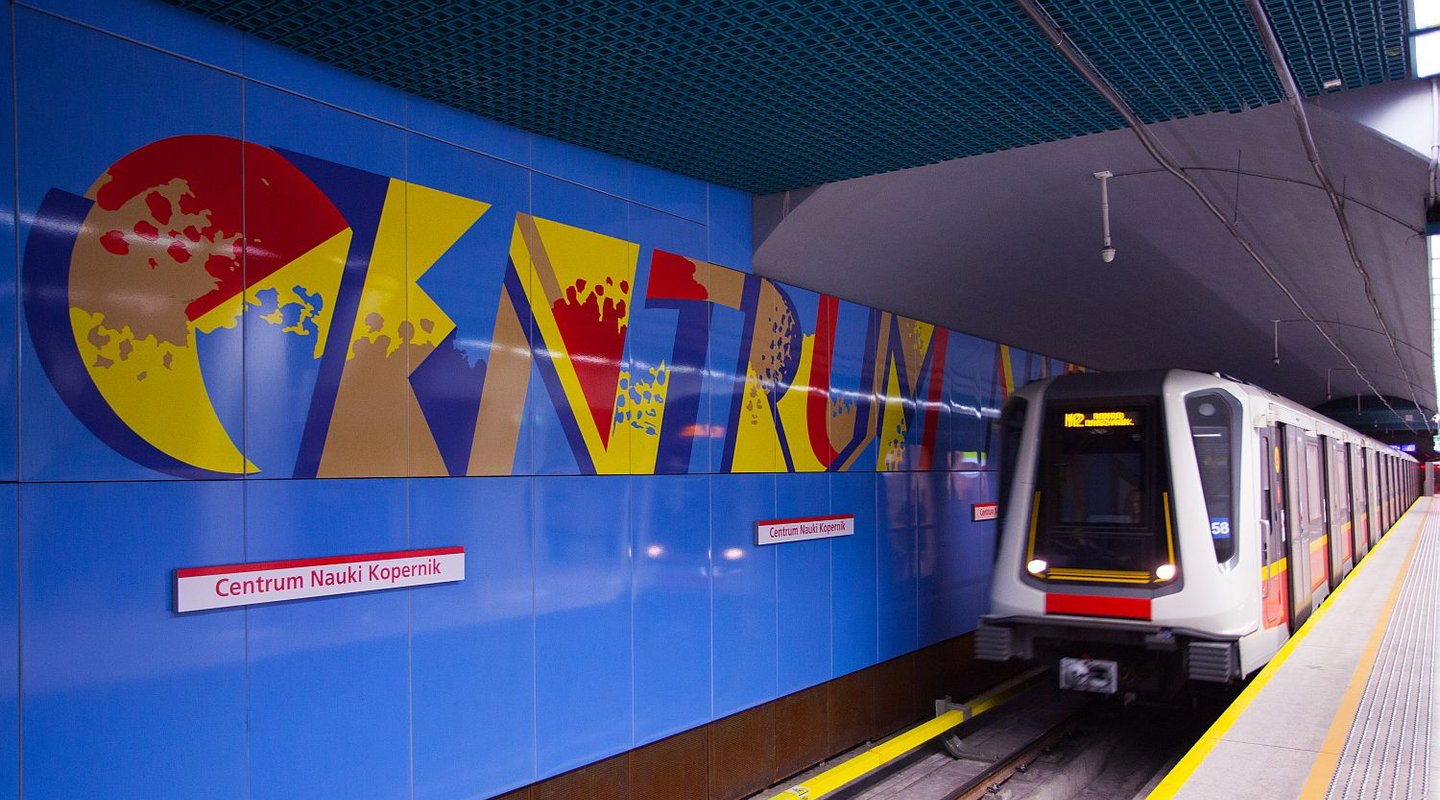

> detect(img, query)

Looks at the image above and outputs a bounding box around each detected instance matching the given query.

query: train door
[1258,427,1287,630]
[1390,459,1396,521]
[1384,458,1394,529]
[1324,438,1351,588]
[1281,425,1314,629]
[1376,457,1388,532]
[1302,434,1330,603]
[1391,460,1399,520]
[1368,451,1381,547]
[1384,455,1393,531]
[1397,460,1405,516]
[1391,459,1399,522]
[1348,444,1368,561]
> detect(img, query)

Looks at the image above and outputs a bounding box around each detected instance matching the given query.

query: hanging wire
[1013,0,1422,435]
[1244,0,1433,436]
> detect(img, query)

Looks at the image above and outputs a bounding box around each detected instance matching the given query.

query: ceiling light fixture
[1094,170,1116,263]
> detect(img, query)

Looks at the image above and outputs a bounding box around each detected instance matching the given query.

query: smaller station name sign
[755,515,854,546]
[175,547,465,613]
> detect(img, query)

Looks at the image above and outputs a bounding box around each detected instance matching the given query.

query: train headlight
[1026,559,1048,575]
[1155,563,1177,581]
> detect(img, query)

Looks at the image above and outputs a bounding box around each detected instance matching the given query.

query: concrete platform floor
[1150,497,1436,800]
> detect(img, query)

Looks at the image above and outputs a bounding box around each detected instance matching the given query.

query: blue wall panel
[952,471,998,633]
[831,471,878,676]
[0,2,1096,796]
[241,83,407,480]
[918,470,977,646]
[533,475,633,776]
[16,9,245,481]
[0,485,15,798]
[406,96,532,167]
[410,477,536,799]
[245,479,410,800]
[913,329,951,472]
[403,133,531,478]
[532,137,629,198]
[27,0,244,72]
[776,472,833,694]
[630,162,708,225]
[945,332,999,468]
[711,473,777,717]
[0,5,14,484]
[781,284,823,473]
[705,295,758,474]
[708,185,753,273]
[243,35,405,125]
[830,299,879,472]
[877,473,918,661]
[527,174,631,476]
[20,481,246,799]
[632,474,712,744]
[526,357,582,475]
[627,207,710,475]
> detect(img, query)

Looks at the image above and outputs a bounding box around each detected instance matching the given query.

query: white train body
[977,370,1417,691]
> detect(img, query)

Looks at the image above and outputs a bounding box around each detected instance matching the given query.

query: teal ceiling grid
[167,0,1412,194]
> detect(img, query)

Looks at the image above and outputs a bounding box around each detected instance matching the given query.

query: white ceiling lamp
[1094,170,1116,263]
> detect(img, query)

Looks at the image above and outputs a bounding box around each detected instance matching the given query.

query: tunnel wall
[0,1,1081,797]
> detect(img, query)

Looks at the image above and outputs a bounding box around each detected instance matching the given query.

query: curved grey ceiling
[754,86,1433,422]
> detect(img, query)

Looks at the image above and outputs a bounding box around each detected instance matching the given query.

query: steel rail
[766,666,1049,800]
[940,708,1089,800]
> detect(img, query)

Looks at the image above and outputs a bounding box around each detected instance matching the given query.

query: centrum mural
[23,134,1080,480]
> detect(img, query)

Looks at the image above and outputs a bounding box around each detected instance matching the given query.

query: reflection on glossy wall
[24,130,1078,481]
[3,1,1083,798]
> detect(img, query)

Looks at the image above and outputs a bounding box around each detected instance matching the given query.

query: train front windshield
[1030,403,1172,582]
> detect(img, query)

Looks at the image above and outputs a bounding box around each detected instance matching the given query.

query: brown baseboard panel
[493,632,1032,800]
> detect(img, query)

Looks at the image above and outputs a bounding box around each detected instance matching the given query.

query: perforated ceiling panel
[168,0,1412,193]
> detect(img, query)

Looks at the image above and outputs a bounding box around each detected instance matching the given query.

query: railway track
[751,677,1229,800]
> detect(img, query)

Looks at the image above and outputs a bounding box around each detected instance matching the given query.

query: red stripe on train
[1045,593,1152,620]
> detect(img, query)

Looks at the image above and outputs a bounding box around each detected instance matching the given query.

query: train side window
[1258,439,1274,534]
[1304,440,1323,526]
[1333,444,1349,533]
[1186,391,1240,563]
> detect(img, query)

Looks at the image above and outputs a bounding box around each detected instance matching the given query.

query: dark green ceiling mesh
[167,0,1412,194]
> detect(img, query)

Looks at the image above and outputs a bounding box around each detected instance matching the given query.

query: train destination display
[1063,410,1139,428]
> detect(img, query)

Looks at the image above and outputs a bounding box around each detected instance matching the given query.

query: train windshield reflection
[1034,402,1169,578]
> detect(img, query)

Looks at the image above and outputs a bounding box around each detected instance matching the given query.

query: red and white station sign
[755,515,854,545]
[175,546,465,613]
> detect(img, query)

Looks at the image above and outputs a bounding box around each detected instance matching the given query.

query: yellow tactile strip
[1316,504,1438,798]
[1148,498,1430,799]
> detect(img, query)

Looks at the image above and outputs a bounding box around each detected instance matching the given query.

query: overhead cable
[1013,0,1421,434]
[1244,0,1432,435]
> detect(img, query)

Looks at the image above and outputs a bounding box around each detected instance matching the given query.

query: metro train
[975,369,1420,694]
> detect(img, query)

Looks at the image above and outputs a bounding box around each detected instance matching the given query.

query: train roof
[1021,368,1416,462]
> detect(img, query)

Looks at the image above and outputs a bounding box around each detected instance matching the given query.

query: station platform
[1151,496,1438,799]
